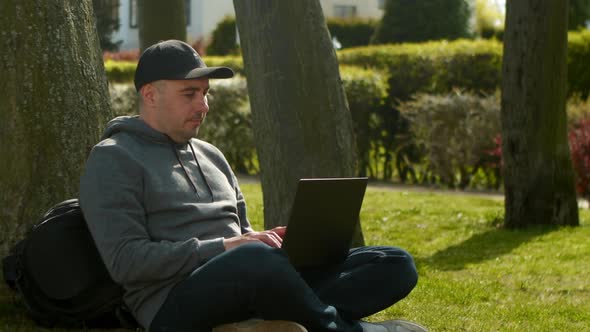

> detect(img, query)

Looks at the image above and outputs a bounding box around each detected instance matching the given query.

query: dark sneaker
[359,319,428,332]
[214,319,308,332]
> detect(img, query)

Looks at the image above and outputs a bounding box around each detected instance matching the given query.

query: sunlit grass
[1,183,589,331]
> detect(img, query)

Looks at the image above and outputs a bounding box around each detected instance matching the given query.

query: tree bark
[138,0,186,52]
[0,0,113,256]
[501,0,579,227]
[233,0,364,246]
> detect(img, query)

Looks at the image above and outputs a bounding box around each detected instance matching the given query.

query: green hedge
[203,56,245,75]
[338,39,503,102]
[104,56,245,83]
[340,65,388,177]
[568,30,590,99]
[104,60,136,83]
[338,30,590,100]
[106,30,590,99]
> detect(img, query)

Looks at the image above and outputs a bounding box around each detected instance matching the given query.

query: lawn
[1,182,589,332]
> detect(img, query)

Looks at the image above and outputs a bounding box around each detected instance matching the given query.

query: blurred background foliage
[102,1,590,194]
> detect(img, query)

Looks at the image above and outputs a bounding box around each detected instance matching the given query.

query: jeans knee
[392,249,418,296]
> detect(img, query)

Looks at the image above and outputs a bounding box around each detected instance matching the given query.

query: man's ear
[140,83,158,107]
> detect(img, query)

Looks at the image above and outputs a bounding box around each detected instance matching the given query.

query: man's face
[148,78,210,143]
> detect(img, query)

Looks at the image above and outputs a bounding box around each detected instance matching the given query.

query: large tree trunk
[234,0,364,246]
[0,0,112,257]
[138,0,186,52]
[501,0,579,228]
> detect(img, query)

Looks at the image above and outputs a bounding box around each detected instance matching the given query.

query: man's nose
[194,96,209,112]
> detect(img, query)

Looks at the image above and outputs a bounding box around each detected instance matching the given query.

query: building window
[333,5,357,19]
[129,0,190,28]
[129,0,138,28]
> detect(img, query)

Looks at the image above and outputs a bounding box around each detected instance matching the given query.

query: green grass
[1,183,589,331]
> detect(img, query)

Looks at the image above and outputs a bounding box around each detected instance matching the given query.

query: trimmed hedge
[106,31,590,99]
[339,30,590,100]
[203,56,245,75]
[104,60,136,83]
[338,39,503,102]
[568,30,590,99]
[104,56,245,83]
[340,65,388,177]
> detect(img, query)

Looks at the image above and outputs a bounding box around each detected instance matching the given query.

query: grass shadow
[419,226,558,271]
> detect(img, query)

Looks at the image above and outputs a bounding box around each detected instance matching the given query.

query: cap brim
[184,66,235,79]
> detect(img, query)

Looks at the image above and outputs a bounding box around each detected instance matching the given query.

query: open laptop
[281,177,368,270]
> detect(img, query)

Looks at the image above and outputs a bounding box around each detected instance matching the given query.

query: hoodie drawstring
[167,136,214,202]
[189,141,214,202]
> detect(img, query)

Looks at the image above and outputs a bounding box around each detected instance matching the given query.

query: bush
[326,18,377,49]
[569,114,590,199]
[104,60,136,83]
[202,56,245,75]
[339,39,503,102]
[473,0,504,40]
[340,32,590,100]
[207,16,239,56]
[568,30,590,99]
[567,94,590,124]
[109,83,138,116]
[399,92,501,189]
[199,75,257,174]
[104,56,245,83]
[340,66,388,177]
[371,0,471,44]
[92,0,121,51]
[569,0,590,30]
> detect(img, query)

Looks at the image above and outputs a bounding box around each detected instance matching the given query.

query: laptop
[281,177,368,270]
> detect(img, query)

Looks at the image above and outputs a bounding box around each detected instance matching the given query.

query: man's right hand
[223,229,284,251]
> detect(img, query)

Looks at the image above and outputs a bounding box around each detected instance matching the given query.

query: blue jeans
[150,242,418,332]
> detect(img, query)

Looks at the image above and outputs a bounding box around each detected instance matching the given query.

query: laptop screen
[282,177,368,269]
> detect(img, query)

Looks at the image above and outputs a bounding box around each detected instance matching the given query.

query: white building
[109,0,385,50]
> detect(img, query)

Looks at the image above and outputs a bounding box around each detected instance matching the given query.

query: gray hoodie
[79,116,253,328]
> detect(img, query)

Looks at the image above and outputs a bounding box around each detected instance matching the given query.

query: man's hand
[223,226,287,251]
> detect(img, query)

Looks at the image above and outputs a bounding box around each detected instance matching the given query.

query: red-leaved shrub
[569,117,590,198]
[103,49,140,61]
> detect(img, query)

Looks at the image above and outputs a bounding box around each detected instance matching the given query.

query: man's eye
[185,93,195,98]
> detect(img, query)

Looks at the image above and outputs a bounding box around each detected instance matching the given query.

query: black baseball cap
[134,39,234,91]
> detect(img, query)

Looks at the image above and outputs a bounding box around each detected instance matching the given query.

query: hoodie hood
[102,115,170,144]
[102,115,213,200]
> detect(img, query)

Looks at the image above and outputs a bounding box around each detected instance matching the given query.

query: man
[80,40,426,332]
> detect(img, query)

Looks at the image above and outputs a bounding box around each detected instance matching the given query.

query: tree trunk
[138,0,186,52]
[501,0,579,228]
[233,0,365,246]
[0,0,113,257]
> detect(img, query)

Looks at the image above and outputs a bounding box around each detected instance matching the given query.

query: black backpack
[2,199,139,329]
